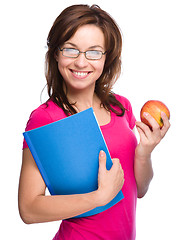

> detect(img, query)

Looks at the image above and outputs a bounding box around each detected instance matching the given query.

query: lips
[70,69,92,78]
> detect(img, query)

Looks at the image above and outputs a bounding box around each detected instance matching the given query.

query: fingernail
[143,112,149,117]
[100,150,105,157]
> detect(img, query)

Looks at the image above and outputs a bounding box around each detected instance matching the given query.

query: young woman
[18,4,170,240]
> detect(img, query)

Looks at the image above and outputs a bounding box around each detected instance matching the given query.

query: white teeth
[73,71,88,76]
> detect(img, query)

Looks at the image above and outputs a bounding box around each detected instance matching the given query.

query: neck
[65,86,99,112]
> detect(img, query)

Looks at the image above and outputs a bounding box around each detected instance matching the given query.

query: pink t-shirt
[23,95,138,240]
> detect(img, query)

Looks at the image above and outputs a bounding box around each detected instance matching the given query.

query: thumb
[98,150,107,171]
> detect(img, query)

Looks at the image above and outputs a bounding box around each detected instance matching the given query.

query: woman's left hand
[135,111,171,158]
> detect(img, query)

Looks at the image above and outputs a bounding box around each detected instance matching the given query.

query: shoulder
[113,94,136,129]
[25,100,66,131]
[24,102,52,132]
[113,94,133,110]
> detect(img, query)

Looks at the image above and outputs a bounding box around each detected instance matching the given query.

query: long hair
[45,4,125,116]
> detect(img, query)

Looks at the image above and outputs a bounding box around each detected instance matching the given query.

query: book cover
[23,107,124,218]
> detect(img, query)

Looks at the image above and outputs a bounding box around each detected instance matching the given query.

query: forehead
[65,24,105,49]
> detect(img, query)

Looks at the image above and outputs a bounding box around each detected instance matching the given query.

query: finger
[161,111,170,128]
[98,150,107,171]
[136,125,147,140]
[111,158,119,166]
[160,111,171,137]
[111,158,120,171]
[111,158,124,175]
[135,121,152,139]
[143,112,160,131]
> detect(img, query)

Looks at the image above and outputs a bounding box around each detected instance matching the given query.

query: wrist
[95,188,111,207]
[135,149,151,163]
[84,189,103,208]
[135,145,151,161]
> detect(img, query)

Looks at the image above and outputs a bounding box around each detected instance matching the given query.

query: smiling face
[55,24,106,94]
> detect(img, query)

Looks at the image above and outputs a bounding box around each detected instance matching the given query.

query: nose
[74,53,88,68]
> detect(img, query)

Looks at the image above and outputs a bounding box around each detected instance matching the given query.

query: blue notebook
[23,107,124,218]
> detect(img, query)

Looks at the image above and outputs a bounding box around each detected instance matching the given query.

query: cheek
[58,57,69,69]
[57,59,64,74]
[95,60,105,76]
[57,57,71,76]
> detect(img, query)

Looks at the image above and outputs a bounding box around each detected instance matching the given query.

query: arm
[134,111,170,198]
[18,149,124,224]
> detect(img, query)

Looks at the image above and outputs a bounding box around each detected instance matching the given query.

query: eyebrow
[64,42,104,50]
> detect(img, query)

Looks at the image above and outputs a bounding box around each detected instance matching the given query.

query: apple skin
[140,100,170,129]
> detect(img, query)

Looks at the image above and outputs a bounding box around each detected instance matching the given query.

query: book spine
[23,132,55,195]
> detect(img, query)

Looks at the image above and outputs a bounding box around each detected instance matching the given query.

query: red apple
[140,100,170,129]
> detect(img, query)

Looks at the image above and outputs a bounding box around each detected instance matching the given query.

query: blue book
[23,107,124,218]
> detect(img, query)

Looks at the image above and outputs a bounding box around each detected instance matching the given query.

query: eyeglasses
[59,48,106,60]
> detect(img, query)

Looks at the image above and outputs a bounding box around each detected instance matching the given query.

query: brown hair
[45,4,125,116]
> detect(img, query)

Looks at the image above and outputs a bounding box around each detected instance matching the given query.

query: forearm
[134,152,153,198]
[21,190,100,224]
[19,149,124,225]
[134,111,170,197]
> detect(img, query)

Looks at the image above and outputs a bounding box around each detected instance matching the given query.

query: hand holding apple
[140,100,170,129]
[135,100,171,157]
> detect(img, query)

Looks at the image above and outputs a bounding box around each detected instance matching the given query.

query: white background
[1,0,178,239]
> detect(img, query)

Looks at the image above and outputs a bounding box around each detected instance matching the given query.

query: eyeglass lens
[61,48,103,60]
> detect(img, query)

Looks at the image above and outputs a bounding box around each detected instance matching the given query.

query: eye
[86,50,103,60]
[62,48,79,57]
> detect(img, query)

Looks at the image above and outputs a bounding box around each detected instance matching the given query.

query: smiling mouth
[70,69,92,78]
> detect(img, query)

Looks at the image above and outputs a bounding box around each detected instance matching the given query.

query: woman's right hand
[97,150,124,206]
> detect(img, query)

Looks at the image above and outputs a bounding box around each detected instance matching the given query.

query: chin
[66,81,95,93]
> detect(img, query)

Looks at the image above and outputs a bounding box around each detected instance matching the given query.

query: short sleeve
[23,107,53,149]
